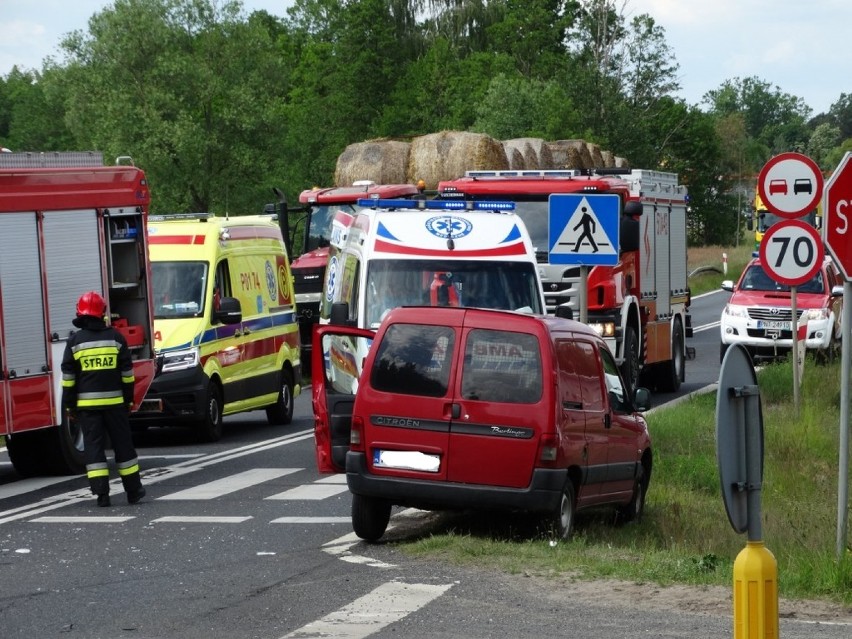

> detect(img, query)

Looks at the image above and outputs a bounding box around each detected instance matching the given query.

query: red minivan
[311,306,653,542]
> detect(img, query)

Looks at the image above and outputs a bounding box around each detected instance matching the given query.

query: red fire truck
[290,181,424,370]
[438,169,692,394]
[0,152,157,477]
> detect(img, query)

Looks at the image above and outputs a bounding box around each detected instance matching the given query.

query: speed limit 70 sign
[758,220,824,286]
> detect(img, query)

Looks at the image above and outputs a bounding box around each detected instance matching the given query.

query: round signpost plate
[716,344,763,534]
[757,152,824,219]
[758,219,824,286]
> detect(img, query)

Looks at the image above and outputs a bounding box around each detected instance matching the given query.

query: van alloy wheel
[266,368,295,425]
[551,480,576,540]
[196,382,223,442]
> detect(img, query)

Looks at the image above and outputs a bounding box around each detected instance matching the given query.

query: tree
[52,0,291,214]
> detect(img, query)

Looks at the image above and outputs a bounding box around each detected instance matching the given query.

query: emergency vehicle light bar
[149,213,211,222]
[357,198,515,212]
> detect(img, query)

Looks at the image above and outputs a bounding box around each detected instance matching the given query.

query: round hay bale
[407,131,508,189]
[586,142,605,170]
[546,141,585,170]
[601,150,615,168]
[502,137,554,170]
[549,140,593,170]
[334,139,410,187]
[614,156,630,168]
[502,143,526,170]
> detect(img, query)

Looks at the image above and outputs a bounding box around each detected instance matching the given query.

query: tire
[196,382,224,442]
[266,368,295,425]
[814,333,837,366]
[7,414,85,477]
[616,476,647,524]
[550,479,576,540]
[654,319,684,392]
[351,493,392,542]
[620,326,640,398]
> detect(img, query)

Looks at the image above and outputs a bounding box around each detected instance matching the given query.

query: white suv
[720,256,843,364]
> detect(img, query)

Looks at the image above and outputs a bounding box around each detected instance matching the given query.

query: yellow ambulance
[135,213,301,441]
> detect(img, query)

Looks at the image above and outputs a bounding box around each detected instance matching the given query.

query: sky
[0,0,848,115]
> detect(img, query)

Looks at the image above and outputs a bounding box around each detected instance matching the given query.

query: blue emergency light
[357,198,515,212]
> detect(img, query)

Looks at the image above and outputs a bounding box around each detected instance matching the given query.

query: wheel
[620,326,640,398]
[616,476,647,524]
[7,413,85,477]
[351,493,392,542]
[196,382,224,442]
[50,412,86,474]
[550,479,576,540]
[266,368,295,425]
[654,319,684,392]
[814,333,838,366]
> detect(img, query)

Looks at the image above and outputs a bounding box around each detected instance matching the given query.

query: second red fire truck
[438,169,692,395]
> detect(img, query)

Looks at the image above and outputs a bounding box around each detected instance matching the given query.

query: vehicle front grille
[747,308,803,322]
[293,266,325,295]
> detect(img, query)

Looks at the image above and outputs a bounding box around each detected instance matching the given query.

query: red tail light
[350,415,365,452]
[538,433,558,466]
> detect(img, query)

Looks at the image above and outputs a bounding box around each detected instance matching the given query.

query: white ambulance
[135,214,300,441]
[319,198,546,330]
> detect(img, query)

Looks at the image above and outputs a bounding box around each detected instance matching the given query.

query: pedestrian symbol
[548,194,620,266]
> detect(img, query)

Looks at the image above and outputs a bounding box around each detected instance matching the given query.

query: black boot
[127,487,146,504]
[96,494,111,507]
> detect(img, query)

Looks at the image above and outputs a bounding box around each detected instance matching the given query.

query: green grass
[396,357,852,606]
[687,241,754,296]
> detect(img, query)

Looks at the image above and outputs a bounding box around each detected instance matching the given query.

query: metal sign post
[837,283,851,560]
[716,345,778,638]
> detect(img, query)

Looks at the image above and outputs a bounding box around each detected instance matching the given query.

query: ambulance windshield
[152,261,208,319]
[365,259,543,328]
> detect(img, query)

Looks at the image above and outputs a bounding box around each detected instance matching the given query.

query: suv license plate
[757,320,790,330]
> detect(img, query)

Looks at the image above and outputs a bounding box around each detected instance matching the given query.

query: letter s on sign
[837,200,849,235]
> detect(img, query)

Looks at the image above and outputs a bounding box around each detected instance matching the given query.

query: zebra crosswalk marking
[265,483,350,500]
[157,468,300,500]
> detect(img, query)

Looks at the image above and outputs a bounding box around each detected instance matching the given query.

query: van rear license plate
[373,449,440,473]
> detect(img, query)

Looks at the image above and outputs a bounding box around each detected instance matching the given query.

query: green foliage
[401,360,852,605]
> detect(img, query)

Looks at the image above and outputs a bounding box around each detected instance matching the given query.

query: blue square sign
[548,194,620,266]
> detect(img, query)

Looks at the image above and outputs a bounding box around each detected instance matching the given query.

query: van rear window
[461,329,542,403]
[371,324,455,397]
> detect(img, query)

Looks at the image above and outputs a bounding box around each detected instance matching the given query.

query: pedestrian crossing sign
[548,194,620,265]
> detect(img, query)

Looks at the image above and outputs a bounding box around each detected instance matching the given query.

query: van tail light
[350,415,365,452]
[538,433,558,466]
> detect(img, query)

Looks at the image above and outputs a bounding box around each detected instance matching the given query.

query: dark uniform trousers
[79,407,142,496]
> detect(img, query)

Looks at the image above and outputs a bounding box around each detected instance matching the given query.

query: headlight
[161,347,200,373]
[802,308,829,321]
[723,304,749,318]
[588,322,616,337]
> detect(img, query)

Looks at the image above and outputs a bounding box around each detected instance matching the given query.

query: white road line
[266,484,350,500]
[270,516,351,524]
[278,581,453,639]
[151,516,252,524]
[157,468,301,500]
[315,475,347,484]
[0,475,81,500]
[0,429,314,526]
[31,516,135,523]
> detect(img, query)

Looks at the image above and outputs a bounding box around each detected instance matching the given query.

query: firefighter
[61,291,146,507]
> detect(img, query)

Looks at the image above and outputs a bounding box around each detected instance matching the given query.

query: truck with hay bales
[291,181,425,372]
[437,169,690,396]
[316,197,545,342]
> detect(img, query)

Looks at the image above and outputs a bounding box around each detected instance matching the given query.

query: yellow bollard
[733,541,778,638]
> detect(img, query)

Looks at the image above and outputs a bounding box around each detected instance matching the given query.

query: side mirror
[623,200,643,217]
[831,285,843,297]
[213,296,242,325]
[329,301,354,327]
[555,305,574,320]
[721,280,734,292]
[633,387,652,412]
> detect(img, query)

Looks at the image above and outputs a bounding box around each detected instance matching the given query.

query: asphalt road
[1,290,849,638]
